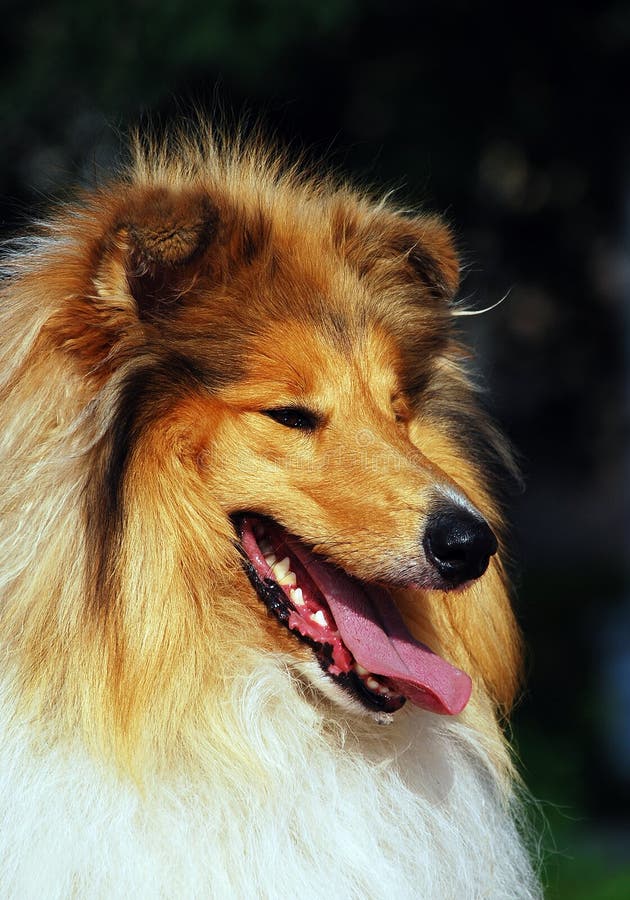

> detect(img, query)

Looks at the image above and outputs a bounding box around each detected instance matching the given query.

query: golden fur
[0,124,537,897]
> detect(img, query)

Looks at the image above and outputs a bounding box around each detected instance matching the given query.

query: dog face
[204,317,501,716]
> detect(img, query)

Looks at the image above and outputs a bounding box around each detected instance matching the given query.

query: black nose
[423,508,498,586]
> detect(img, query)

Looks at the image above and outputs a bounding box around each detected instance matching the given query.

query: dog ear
[53,184,269,370]
[334,205,459,302]
[383,214,460,301]
[96,186,220,322]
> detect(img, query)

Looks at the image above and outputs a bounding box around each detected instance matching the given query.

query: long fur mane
[0,124,541,898]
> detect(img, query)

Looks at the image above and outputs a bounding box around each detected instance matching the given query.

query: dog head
[3,131,522,768]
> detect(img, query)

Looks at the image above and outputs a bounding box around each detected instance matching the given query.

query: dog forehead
[239,317,401,399]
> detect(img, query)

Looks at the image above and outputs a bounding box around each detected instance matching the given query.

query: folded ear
[96,186,219,321]
[333,203,460,302]
[383,213,460,301]
[51,182,271,371]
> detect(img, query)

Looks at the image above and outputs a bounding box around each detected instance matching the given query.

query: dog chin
[292,659,395,725]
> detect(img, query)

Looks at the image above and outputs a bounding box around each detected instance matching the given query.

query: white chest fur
[0,664,540,899]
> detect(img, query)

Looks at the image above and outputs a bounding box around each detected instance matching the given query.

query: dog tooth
[355,664,369,677]
[272,557,291,579]
[367,677,380,691]
[264,554,277,567]
[279,571,297,586]
[311,610,328,627]
[290,587,305,606]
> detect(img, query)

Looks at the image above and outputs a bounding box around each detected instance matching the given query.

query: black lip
[238,522,405,714]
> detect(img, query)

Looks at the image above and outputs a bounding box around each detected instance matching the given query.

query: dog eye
[263,406,320,431]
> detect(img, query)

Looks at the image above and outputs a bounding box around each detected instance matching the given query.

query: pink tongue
[292,546,472,716]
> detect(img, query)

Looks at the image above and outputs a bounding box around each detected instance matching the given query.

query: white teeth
[311,610,328,627]
[354,664,388,694]
[290,587,305,606]
[272,557,291,580]
[259,540,273,555]
[264,554,277,567]
[279,571,297,586]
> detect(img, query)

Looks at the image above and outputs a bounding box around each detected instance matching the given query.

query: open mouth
[235,514,472,717]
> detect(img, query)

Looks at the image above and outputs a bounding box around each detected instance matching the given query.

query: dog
[0,125,541,898]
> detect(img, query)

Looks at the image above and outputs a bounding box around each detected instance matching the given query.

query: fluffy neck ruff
[0,657,540,899]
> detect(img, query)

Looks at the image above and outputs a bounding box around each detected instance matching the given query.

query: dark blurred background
[1,1,628,895]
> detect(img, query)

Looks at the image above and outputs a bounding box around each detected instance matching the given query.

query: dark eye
[263,406,320,431]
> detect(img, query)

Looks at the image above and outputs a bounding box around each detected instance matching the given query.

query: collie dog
[0,127,540,898]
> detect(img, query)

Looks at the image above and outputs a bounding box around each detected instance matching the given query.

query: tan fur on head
[0,124,525,781]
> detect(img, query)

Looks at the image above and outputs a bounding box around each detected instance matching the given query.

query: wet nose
[423,507,498,586]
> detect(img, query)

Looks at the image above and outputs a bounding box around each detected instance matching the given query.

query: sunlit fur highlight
[0,123,540,897]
